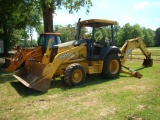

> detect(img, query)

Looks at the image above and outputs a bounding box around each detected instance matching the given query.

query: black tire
[64,63,86,86]
[102,54,121,79]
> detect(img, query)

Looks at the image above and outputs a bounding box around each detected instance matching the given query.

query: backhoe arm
[120,37,153,78]
[137,38,151,59]
[120,37,152,65]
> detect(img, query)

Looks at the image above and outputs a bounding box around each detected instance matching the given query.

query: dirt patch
[23,99,51,110]
[137,104,151,110]
[124,85,148,92]
[82,99,98,107]
[99,106,116,117]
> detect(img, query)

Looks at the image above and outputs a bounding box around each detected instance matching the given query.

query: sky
[33,0,160,39]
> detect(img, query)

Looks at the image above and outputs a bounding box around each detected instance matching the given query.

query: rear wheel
[64,63,86,86]
[102,54,121,79]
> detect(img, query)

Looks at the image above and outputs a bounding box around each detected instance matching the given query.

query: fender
[99,46,121,60]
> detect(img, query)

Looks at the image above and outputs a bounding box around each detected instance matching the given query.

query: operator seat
[98,37,106,46]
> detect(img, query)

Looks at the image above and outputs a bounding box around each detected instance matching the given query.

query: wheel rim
[109,60,119,74]
[72,69,83,83]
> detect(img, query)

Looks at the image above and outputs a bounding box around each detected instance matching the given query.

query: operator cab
[38,33,61,53]
[77,19,118,60]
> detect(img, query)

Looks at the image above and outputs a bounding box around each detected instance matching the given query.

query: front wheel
[102,54,121,79]
[64,63,86,86]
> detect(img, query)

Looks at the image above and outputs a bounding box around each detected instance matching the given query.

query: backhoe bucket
[142,59,153,67]
[13,61,51,92]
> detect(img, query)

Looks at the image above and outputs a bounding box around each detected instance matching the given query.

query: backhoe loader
[120,37,153,78]
[13,18,122,92]
[1,33,61,72]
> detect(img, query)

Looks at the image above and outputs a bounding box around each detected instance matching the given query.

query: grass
[127,47,160,61]
[0,48,160,120]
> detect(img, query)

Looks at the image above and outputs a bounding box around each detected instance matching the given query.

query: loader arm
[42,43,86,80]
[3,46,43,72]
[22,46,43,61]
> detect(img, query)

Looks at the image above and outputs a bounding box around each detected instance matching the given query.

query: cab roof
[41,33,61,36]
[80,19,118,27]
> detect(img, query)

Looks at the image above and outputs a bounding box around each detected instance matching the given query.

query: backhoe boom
[120,37,152,65]
[120,37,153,78]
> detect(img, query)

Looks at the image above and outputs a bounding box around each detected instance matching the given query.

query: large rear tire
[64,63,86,86]
[102,54,121,79]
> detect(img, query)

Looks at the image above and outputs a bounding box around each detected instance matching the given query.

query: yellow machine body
[13,19,122,92]
[14,42,104,92]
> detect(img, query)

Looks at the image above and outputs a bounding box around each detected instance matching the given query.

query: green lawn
[0,48,160,120]
[127,47,160,61]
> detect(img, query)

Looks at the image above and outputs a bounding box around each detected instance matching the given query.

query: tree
[116,23,132,46]
[54,24,89,43]
[40,0,92,32]
[55,24,76,43]
[114,23,121,42]
[143,28,154,47]
[130,24,143,38]
[154,27,160,46]
[0,0,42,53]
[147,28,155,46]
[0,0,92,52]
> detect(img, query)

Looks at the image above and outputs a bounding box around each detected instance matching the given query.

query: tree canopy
[0,0,159,54]
[154,27,160,46]
[0,0,92,53]
[115,23,156,47]
[54,22,158,47]
[40,0,92,32]
[0,0,42,53]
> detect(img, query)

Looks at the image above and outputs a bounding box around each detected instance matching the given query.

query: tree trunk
[42,2,54,33]
[3,24,9,54]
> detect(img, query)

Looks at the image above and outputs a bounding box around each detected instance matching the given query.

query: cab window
[57,36,61,44]
[38,36,45,46]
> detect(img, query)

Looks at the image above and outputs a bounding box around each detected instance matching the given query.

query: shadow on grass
[135,66,151,71]
[0,70,15,84]
[60,74,120,90]
[50,79,67,90]
[10,77,68,97]
[10,81,44,97]
[10,74,120,97]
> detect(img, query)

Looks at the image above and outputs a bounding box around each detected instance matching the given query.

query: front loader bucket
[142,59,153,67]
[13,61,51,92]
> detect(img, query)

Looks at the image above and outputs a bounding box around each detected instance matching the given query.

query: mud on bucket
[13,61,51,92]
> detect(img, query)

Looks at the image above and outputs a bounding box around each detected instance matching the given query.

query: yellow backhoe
[13,18,122,92]
[120,37,153,78]
[0,33,61,72]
